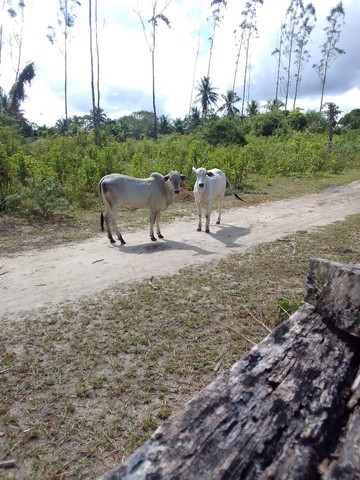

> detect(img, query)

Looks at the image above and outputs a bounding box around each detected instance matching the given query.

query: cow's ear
[180,175,187,181]
[163,175,170,181]
[192,167,197,174]
[207,171,215,177]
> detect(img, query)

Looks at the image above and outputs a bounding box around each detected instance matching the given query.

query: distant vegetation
[1,0,357,221]
[1,105,360,218]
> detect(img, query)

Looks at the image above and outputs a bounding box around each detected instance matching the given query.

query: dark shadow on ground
[207,224,250,247]
[108,238,214,256]
[107,223,250,254]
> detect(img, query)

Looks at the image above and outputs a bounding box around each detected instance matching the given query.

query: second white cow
[192,167,243,233]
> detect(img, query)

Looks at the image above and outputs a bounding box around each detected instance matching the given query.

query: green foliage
[120,111,155,139]
[287,109,308,131]
[236,131,355,177]
[275,298,302,324]
[197,116,247,147]
[0,126,359,217]
[0,143,14,208]
[304,109,328,133]
[4,176,70,217]
[0,126,26,207]
[339,109,360,130]
[0,113,22,132]
[249,111,289,136]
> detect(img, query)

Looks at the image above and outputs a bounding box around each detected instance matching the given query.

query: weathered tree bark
[305,258,360,337]
[101,258,360,480]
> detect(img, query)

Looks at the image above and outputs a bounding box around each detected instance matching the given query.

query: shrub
[250,111,289,137]
[198,116,247,146]
[5,176,70,217]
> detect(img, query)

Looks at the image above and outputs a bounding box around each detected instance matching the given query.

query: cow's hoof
[205,229,210,233]
[197,227,201,232]
[151,236,157,241]
[158,233,164,239]
[120,240,126,245]
[110,238,116,244]
[216,220,220,224]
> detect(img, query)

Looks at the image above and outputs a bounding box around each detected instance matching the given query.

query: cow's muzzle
[174,189,180,194]
[199,183,204,188]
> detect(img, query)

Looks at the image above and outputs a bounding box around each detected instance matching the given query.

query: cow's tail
[226,177,245,202]
[233,191,245,201]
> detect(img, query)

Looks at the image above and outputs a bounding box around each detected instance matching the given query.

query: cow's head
[164,171,186,194]
[192,167,214,188]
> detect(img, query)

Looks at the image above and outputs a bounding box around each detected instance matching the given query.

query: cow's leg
[149,211,157,241]
[216,194,225,225]
[196,202,202,231]
[205,203,212,233]
[155,210,164,239]
[111,208,126,245]
[103,210,116,244]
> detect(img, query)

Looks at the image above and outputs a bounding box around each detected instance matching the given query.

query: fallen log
[101,258,360,480]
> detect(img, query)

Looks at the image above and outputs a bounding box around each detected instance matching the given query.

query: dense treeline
[1,108,359,218]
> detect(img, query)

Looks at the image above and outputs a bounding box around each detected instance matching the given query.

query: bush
[250,111,289,137]
[287,109,308,131]
[198,116,247,146]
[5,176,70,217]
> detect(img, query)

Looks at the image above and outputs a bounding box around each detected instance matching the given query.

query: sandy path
[1,181,360,316]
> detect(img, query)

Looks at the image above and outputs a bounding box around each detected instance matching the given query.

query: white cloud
[1,0,358,126]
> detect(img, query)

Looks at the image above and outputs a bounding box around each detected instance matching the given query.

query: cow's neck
[164,183,174,206]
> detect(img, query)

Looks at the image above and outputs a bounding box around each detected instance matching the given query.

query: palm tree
[1,62,35,118]
[246,99,260,116]
[194,76,219,113]
[265,98,284,112]
[87,107,107,128]
[158,114,173,134]
[185,106,202,132]
[217,90,241,116]
[173,117,185,134]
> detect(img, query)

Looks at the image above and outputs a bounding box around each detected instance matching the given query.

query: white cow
[99,171,186,244]
[192,167,244,233]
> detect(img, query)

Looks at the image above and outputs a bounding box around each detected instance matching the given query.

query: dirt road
[1,181,360,317]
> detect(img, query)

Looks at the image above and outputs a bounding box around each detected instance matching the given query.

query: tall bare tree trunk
[189,29,200,115]
[207,22,216,78]
[207,0,226,82]
[314,3,345,113]
[0,0,6,80]
[241,28,252,115]
[319,72,326,112]
[136,1,171,141]
[232,30,244,93]
[95,0,100,120]
[14,3,25,82]
[328,101,334,151]
[64,22,68,124]
[273,21,284,101]
[151,16,158,140]
[89,0,98,144]
[284,21,295,111]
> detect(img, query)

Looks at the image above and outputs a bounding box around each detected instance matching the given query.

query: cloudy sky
[0,0,359,126]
